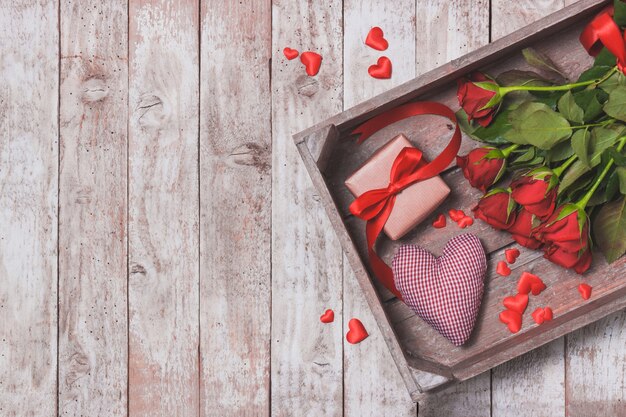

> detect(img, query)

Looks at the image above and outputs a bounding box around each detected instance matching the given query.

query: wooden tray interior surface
[301,7,626,391]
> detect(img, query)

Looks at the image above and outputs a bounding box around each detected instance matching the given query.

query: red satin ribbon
[349,101,461,300]
[580,5,626,72]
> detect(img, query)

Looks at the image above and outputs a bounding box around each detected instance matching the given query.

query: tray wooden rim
[294,0,617,402]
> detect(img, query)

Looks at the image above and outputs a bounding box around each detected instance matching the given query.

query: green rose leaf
[504,101,572,149]
[579,65,613,85]
[599,71,626,93]
[571,129,591,168]
[603,85,626,121]
[594,48,617,68]
[456,108,511,145]
[614,0,626,27]
[546,140,574,163]
[589,126,626,167]
[593,196,626,263]
[573,89,605,122]
[559,160,590,194]
[521,47,566,80]
[617,166,626,195]
[557,91,584,123]
[496,70,552,87]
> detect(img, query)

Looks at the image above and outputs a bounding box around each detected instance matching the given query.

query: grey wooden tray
[294,0,626,401]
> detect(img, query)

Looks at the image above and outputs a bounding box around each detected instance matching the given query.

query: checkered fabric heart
[392,234,487,346]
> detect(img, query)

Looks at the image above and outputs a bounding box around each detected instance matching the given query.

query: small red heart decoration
[365,26,389,51]
[517,272,546,295]
[368,56,392,79]
[503,293,528,314]
[300,51,322,76]
[531,307,554,324]
[432,214,446,228]
[578,283,592,300]
[457,216,474,228]
[449,209,465,222]
[496,261,511,277]
[505,248,521,264]
[283,47,299,60]
[320,309,334,323]
[346,318,368,344]
[499,309,523,333]
[392,234,487,346]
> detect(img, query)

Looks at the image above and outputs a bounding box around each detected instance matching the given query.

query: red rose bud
[510,168,558,219]
[457,72,501,127]
[457,147,506,192]
[507,208,543,250]
[473,188,517,230]
[534,204,590,254]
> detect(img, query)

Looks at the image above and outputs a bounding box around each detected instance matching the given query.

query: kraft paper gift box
[345,134,450,240]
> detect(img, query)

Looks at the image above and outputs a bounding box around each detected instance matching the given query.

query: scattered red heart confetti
[505,248,521,264]
[320,309,334,323]
[496,261,511,277]
[517,272,546,296]
[432,214,446,228]
[457,216,474,228]
[368,56,392,79]
[300,51,323,76]
[365,26,389,51]
[499,309,522,333]
[449,209,465,222]
[578,283,592,300]
[283,47,299,60]
[531,307,554,324]
[503,293,528,314]
[346,318,369,344]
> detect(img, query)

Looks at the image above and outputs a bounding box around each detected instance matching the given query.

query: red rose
[507,208,543,249]
[533,204,589,253]
[457,147,506,192]
[473,188,517,230]
[457,72,501,127]
[544,245,592,274]
[510,169,558,219]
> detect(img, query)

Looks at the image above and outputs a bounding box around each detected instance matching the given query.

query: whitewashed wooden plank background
[0,1,624,416]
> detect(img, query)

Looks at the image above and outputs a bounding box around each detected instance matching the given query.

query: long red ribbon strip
[580,5,626,72]
[349,102,461,300]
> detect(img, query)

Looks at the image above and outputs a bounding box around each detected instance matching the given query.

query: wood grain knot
[227,142,270,171]
[130,263,147,275]
[296,75,319,97]
[136,94,166,128]
[81,77,108,102]
[74,187,92,205]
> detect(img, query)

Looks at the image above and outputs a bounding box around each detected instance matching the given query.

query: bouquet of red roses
[455,2,626,274]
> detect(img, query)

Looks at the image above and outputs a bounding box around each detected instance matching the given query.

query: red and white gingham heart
[392,234,487,346]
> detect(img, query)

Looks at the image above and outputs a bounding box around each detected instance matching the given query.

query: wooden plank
[417,376,491,417]
[271,0,345,415]
[342,1,417,414]
[127,1,199,415]
[415,0,491,75]
[58,1,128,415]
[199,1,272,414]
[489,3,576,415]
[566,312,626,416]
[0,1,58,416]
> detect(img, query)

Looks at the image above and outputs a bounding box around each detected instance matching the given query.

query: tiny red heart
[457,216,474,228]
[320,309,334,323]
[283,47,299,60]
[531,307,554,324]
[300,51,322,76]
[432,214,446,228]
[517,271,546,296]
[448,209,465,222]
[505,248,521,264]
[365,26,389,51]
[368,56,392,79]
[503,293,528,315]
[578,283,592,300]
[496,261,511,277]
[499,309,522,333]
[346,318,368,344]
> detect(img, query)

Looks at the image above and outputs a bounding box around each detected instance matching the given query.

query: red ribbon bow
[349,101,461,299]
[580,5,626,72]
